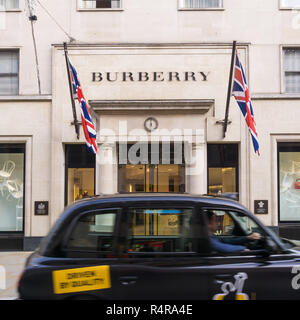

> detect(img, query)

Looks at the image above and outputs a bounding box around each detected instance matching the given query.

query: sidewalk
[0,251,32,300]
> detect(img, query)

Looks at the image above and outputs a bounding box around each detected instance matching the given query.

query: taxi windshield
[229,211,287,249]
[229,211,261,236]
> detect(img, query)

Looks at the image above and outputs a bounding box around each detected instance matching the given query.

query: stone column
[96,142,118,195]
[185,141,207,195]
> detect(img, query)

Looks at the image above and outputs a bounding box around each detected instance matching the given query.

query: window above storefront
[0,50,19,95]
[78,0,122,10]
[0,144,25,233]
[283,48,300,93]
[278,142,300,223]
[0,0,19,10]
[178,0,223,10]
[280,0,300,9]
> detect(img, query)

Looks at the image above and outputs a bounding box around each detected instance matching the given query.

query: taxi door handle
[215,274,232,281]
[120,276,138,285]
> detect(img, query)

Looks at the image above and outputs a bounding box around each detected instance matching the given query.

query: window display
[0,144,24,232]
[278,143,300,222]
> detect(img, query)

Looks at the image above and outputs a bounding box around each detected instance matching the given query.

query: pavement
[0,251,32,300]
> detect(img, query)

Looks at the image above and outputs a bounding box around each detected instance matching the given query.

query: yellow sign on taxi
[52,265,111,294]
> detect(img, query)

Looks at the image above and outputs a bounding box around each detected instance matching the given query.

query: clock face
[144,117,158,132]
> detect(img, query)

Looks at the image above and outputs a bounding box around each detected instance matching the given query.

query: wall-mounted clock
[144,117,158,132]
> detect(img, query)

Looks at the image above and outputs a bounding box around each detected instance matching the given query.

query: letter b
[92,72,103,82]
[138,72,149,81]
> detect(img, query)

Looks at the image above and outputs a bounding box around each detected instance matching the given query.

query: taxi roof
[68,192,247,213]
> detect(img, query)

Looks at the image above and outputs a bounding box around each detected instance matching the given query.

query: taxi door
[115,254,211,300]
[114,204,212,300]
[203,207,300,300]
[207,252,300,300]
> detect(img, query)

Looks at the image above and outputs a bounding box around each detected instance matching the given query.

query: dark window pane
[207,144,238,167]
[65,144,95,168]
[66,212,116,252]
[96,0,112,8]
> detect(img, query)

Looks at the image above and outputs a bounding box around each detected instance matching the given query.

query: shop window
[207,144,238,198]
[281,0,300,8]
[65,145,95,206]
[278,143,300,222]
[0,50,19,95]
[179,0,222,9]
[118,143,185,193]
[0,144,24,232]
[0,0,19,10]
[283,48,300,93]
[79,0,121,9]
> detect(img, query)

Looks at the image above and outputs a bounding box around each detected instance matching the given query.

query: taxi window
[229,211,261,235]
[127,208,195,253]
[204,208,271,254]
[211,210,235,236]
[64,211,116,252]
[207,209,263,237]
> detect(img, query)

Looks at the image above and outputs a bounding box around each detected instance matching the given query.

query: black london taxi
[17,193,300,300]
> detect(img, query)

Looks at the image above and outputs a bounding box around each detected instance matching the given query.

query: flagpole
[223,40,237,138]
[63,42,80,140]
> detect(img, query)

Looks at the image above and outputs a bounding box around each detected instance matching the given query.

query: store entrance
[118,143,185,193]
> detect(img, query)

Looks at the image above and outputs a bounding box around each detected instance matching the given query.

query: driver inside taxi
[207,211,261,253]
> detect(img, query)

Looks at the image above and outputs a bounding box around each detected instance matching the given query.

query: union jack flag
[68,58,98,154]
[232,52,260,155]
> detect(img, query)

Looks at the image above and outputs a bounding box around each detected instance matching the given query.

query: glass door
[118,143,185,193]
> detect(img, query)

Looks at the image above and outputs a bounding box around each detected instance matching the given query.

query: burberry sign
[92,71,209,83]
